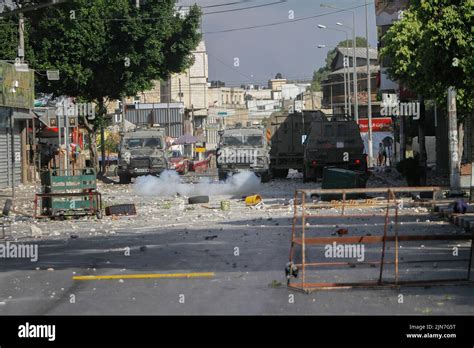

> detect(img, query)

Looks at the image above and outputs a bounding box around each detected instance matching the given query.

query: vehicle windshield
[167,150,182,159]
[223,135,263,147]
[125,137,162,149]
[245,135,263,147]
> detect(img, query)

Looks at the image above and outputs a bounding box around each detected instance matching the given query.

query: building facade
[0,61,35,189]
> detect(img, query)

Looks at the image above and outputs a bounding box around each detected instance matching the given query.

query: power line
[203,3,373,34]
[207,52,255,81]
[200,1,252,9]
[203,0,285,15]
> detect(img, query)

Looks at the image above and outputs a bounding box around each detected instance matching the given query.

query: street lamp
[364,0,374,167]
[335,8,374,167]
[334,23,353,119]
[321,3,359,124]
[317,24,351,118]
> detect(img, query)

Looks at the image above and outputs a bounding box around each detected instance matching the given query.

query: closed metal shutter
[0,122,21,190]
[0,126,9,188]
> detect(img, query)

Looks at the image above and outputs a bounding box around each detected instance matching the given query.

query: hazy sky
[180,0,378,86]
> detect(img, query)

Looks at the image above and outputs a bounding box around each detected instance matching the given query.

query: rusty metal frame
[288,187,474,292]
[297,186,446,218]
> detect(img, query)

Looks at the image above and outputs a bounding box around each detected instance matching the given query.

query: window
[223,136,243,146]
[245,135,263,147]
[257,105,265,110]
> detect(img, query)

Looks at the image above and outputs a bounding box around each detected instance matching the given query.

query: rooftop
[336,47,378,60]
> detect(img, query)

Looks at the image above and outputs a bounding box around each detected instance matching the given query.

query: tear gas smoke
[133,170,260,197]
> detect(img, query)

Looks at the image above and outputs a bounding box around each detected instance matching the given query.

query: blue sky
[181,0,378,86]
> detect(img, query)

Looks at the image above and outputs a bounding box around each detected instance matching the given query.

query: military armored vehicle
[303,120,367,182]
[266,110,325,179]
[216,127,270,183]
[117,127,167,184]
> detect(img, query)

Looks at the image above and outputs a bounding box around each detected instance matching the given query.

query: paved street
[0,172,473,315]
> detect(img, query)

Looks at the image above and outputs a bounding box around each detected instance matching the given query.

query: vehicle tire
[218,171,228,182]
[274,169,289,179]
[119,173,131,184]
[303,166,311,183]
[260,172,270,183]
[315,167,324,180]
[188,196,210,204]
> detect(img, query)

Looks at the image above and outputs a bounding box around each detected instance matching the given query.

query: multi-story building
[375,0,409,94]
[322,47,379,117]
[206,86,249,149]
[161,40,209,129]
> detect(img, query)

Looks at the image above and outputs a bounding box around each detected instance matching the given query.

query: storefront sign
[358,118,393,132]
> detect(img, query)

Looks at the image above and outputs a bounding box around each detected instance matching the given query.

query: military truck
[216,127,270,183]
[303,119,367,182]
[117,127,167,184]
[266,110,325,179]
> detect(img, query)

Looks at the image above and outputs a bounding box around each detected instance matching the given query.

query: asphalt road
[0,176,473,315]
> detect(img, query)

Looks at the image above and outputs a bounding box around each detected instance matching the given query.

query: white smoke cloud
[133,170,260,197]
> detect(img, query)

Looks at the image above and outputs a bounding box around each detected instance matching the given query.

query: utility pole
[19,10,26,183]
[365,0,373,167]
[121,96,126,133]
[448,87,460,193]
[352,12,359,124]
[18,13,25,62]
[346,41,351,118]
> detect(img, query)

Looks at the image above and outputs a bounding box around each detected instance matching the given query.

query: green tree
[311,37,369,92]
[0,0,202,172]
[381,0,473,182]
[381,0,473,113]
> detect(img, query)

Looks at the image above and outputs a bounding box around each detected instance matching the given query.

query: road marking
[72,272,215,281]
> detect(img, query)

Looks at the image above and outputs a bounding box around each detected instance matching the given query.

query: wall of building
[164,41,209,118]
[245,89,272,100]
[281,84,310,100]
[207,87,245,107]
[247,99,282,123]
[269,79,287,91]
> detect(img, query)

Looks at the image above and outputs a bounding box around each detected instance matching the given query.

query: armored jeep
[216,127,270,183]
[117,127,167,184]
[303,120,367,182]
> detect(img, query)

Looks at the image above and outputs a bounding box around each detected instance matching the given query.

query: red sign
[358,118,393,132]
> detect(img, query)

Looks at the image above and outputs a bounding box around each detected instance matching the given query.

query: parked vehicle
[303,119,367,182]
[266,110,325,179]
[166,150,189,175]
[117,127,167,184]
[216,127,270,182]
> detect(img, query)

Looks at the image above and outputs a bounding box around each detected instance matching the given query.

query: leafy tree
[0,0,202,172]
[311,37,369,92]
[381,0,473,182]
